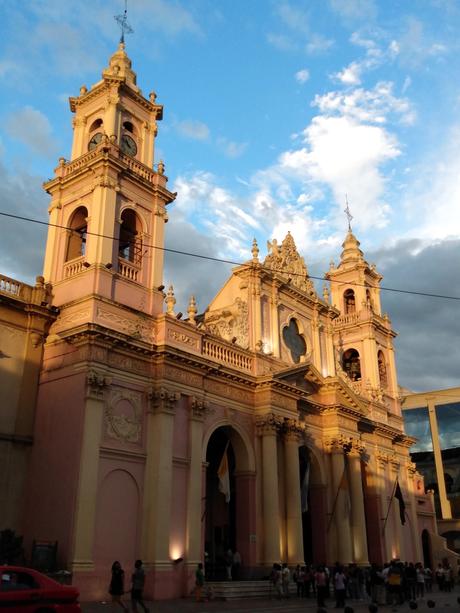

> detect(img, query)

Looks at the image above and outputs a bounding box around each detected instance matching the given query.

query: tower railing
[63,256,86,278]
[118,257,140,282]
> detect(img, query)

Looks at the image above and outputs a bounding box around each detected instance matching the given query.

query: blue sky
[0,0,459,390]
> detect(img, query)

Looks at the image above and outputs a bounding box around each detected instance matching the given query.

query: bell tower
[42,43,175,318]
[326,230,400,412]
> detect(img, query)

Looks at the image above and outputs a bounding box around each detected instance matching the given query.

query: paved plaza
[82,589,460,613]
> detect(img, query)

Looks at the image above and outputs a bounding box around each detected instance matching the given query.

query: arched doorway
[299,445,327,564]
[204,425,255,580]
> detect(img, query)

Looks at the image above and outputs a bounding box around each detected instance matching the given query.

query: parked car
[0,566,81,612]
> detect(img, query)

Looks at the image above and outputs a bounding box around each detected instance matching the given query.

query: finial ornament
[187,295,197,325]
[344,194,353,231]
[165,285,176,315]
[251,238,259,263]
[114,0,133,44]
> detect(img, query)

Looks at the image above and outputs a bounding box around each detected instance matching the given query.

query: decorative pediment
[264,232,316,296]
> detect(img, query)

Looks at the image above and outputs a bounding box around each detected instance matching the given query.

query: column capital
[256,413,282,436]
[188,396,213,421]
[282,418,304,442]
[376,452,389,469]
[86,369,112,400]
[147,386,180,415]
[324,434,357,454]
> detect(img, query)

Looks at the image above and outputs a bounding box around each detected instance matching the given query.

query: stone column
[257,414,281,565]
[185,398,207,566]
[311,312,322,372]
[348,443,369,564]
[142,387,179,565]
[252,277,262,352]
[104,90,120,140]
[377,453,390,562]
[72,370,111,571]
[407,462,422,562]
[283,420,304,565]
[270,282,280,357]
[427,398,452,519]
[325,320,336,376]
[329,439,353,564]
[389,458,404,560]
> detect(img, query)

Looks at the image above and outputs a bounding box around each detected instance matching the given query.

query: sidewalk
[82,588,459,613]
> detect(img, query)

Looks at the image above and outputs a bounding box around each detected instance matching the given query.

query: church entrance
[204,425,255,580]
[299,445,327,564]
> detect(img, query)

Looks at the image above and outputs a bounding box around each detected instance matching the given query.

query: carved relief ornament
[105,391,142,444]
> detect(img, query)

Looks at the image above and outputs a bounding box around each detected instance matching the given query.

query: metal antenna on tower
[114,0,133,44]
[344,194,353,231]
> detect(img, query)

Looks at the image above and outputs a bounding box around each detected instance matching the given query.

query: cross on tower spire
[344,194,353,231]
[114,0,133,44]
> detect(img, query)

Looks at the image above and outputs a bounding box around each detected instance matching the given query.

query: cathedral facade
[0,45,453,601]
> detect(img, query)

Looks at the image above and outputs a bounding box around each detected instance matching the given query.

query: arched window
[66,206,88,261]
[342,348,361,381]
[123,120,135,134]
[344,289,356,314]
[119,209,142,263]
[378,350,388,387]
[89,118,103,133]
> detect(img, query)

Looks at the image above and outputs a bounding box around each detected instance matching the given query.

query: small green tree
[0,529,25,564]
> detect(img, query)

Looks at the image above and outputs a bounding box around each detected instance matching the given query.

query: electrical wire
[1,209,459,302]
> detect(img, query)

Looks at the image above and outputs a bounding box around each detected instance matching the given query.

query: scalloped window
[282,319,306,363]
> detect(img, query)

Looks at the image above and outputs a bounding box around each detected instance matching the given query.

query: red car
[0,566,81,612]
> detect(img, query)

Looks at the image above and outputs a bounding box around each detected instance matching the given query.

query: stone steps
[206,580,297,600]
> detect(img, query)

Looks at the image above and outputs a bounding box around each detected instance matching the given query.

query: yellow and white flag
[217,443,230,503]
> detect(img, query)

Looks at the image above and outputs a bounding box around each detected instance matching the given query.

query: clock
[120,134,137,156]
[88,132,103,150]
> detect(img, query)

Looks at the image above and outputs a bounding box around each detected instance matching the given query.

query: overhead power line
[1,210,459,302]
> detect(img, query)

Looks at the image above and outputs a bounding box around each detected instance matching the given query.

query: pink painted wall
[23,368,87,567]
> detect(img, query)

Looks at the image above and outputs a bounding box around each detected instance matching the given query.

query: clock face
[88,132,103,150]
[120,134,137,156]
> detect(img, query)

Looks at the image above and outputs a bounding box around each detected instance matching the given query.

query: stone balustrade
[118,258,140,282]
[202,338,253,372]
[63,256,86,278]
[0,274,25,299]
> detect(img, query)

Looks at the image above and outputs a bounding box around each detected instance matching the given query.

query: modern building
[402,388,460,554]
[0,43,456,600]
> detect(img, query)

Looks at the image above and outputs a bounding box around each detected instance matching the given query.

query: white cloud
[266,33,298,52]
[402,124,460,240]
[295,69,310,84]
[334,62,362,85]
[216,138,248,159]
[314,82,416,126]
[175,119,210,141]
[329,0,377,21]
[6,106,57,156]
[306,34,334,54]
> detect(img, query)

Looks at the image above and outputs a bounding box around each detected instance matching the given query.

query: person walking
[315,565,328,608]
[334,565,347,608]
[109,561,128,612]
[281,563,291,598]
[195,562,205,602]
[130,560,149,613]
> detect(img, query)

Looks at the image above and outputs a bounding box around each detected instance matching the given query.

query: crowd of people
[269,559,458,608]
